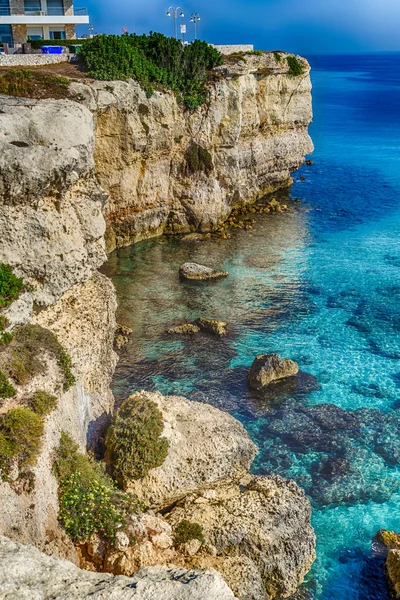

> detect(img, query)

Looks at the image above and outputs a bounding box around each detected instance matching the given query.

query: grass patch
[0,324,75,390]
[54,432,145,543]
[0,69,70,100]
[0,407,44,475]
[287,55,304,76]
[105,392,168,485]
[185,142,213,176]
[80,33,222,110]
[174,520,205,546]
[28,389,57,417]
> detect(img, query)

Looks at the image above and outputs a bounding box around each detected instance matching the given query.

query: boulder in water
[196,318,228,336]
[248,353,299,390]
[167,323,201,335]
[179,262,228,281]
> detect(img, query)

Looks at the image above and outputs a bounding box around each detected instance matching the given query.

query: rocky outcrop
[386,550,400,599]
[0,536,237,600]
[196,318,228,336]
[248,353,299,390]
[166,476,316,600]
[70,51,313,249]
[126,391,257,508]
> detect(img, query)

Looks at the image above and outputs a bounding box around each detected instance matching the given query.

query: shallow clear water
[103,53,400,599]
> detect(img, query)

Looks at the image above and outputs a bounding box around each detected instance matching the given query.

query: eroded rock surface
[248,353,299,390]
[179,262,229,281]
[126,391,257,508]
[0,536,237,600]
[386,549,400,599]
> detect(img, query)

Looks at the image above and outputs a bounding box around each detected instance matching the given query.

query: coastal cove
[103,53,400,600]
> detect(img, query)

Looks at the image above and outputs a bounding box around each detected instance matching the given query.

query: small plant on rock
[0,407,44,474]
[0,370,15,400]
[0,263,24,308]
[287,55,304,76]
[105,393,169,485]
[185,142,213,176]
[174,520,205,546]
[28,390,57,416]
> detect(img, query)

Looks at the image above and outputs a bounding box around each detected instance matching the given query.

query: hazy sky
[78,0,400,54]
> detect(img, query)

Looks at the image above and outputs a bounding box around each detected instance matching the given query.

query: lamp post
[189,13,200,40]
[166,6,184,39]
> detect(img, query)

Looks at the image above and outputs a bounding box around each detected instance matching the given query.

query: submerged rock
[0,535,236,600]
[126,391,257,508]
[167,475,316,600]
[196,318,228,336]
[248,353,299,390]
[167,323,201,335]
[179,263,229,281]
[181,233,211,243]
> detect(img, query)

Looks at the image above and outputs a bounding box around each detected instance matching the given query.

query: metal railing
[74,7,88,15]
[0,6,87,16]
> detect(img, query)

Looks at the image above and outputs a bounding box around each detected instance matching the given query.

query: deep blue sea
[103,54,400,599]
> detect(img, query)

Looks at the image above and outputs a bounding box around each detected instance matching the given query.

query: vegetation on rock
[185,142,213,176]
[0,407,44,475]
[0,324,75,390]
[0,370,15,400]
[174,520,205,546]
[105,393,168,485]
[54,432,145,542]
[274,51,282,63]
[80,33,223,109]
[0,263,24,308]
[0,69,70,100]
[28,390,58,417]
[287,55,304,76]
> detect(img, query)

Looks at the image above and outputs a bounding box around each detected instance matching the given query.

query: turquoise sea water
[103,54,400,599]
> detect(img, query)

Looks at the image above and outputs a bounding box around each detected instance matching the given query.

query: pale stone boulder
[0,536,237,600]
[127,391,257,508]
[386,549,400,599]
[179,262,229,281]
[248,353,299,390]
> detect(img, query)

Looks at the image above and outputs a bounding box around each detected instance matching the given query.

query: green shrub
[273,51,282,63]
[185,142,213,176]
[0,370,15,399]
[249,50,263,56]
[80,33,223,110]
[174,520,205,546]
[0,324,75,390]
[0,407,44,473]
[287,55,303,76]
[105,393,168,485]
[29,390,57,416]
[0,264,24,308]
[54,432,145,542]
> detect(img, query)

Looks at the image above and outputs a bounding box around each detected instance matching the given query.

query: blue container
[41,46,63,54]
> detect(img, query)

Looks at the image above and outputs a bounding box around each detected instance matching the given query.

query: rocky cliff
[70,51,313,250]
[0,49,314,598]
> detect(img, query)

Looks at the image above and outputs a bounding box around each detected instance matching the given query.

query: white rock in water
[0,535,237,599]
[179,262,229,280]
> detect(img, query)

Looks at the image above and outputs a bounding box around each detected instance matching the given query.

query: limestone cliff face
[71,51,313,250]
[0,97,117,558]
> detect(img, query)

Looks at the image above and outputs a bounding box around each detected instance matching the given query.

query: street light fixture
[189,13,200,40]
[166,6,184,39]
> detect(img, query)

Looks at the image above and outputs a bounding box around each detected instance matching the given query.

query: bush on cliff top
[54,432,145,542]
[80,33,223,109]
[105,393,168,485]
[28,389,58,416]
[287,55,304,76]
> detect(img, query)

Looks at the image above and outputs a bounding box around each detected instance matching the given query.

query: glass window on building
[27,26,44,40]
[49,27,66,39]
[0,24,13,44]
[47,0,64,16]
[0,0,10,16]
[24,0,41,14]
